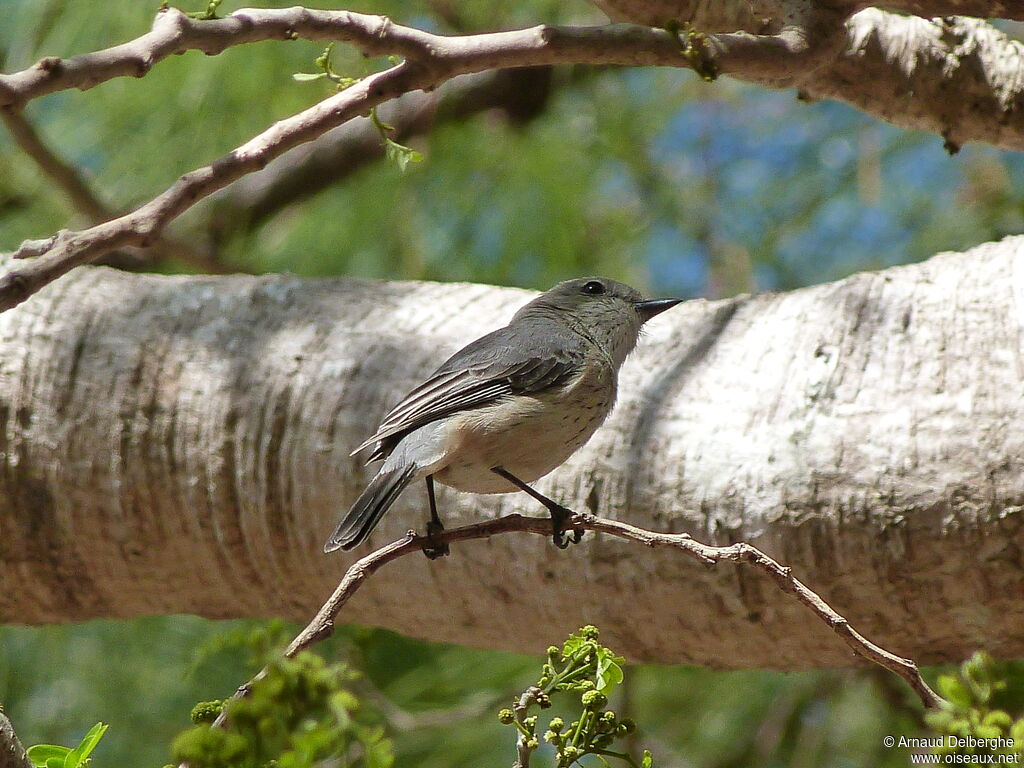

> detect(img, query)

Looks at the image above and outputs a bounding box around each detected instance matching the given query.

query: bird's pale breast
[431,357,616,493]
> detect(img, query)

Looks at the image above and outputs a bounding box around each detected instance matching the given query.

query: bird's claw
[550,504,584,549]
[422,518,450,559]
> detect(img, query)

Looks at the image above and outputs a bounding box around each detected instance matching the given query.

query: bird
[324,277,682,557]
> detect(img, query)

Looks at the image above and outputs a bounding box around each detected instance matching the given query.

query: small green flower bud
[578,680,596,691]
[544,730,559,744]
[620,718,637,734]
[526,737,539,750]
[538,675,552,687]
[581,690,608,709]
[548,717,565,732]
[601,710,617,724]
[190,700,224,724]
[580,625,600,640]
[562,745,582,760]
[547,646,560,657]
[536,692,552,709]
[498,708,516,724]
[523,716,538,729]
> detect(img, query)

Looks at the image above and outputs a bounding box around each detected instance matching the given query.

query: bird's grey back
[356,315,591,462]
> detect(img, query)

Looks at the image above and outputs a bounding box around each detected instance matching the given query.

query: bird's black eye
[581,280,606,295]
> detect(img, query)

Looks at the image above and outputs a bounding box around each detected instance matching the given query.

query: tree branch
[0,15,707,311]
[219,513,940,734]
[0,107,234,274]
[0,60,422,311]
[0,710,32,768]
[592,0,1024,29]
[595,1,1024,152]
[512,685,543,768]
[0,13,706,312]
[205,67,555,239]
[814,12,1024,154]
[0,8,694,109]
[879,0,1024,16]
[5,4,1024,308]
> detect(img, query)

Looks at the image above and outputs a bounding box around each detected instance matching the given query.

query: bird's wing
[353,324,584,461]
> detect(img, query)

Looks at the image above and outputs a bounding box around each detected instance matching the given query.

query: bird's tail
[324,464,417,553]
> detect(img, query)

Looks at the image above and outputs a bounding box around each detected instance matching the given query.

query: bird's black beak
[635,298,682,322]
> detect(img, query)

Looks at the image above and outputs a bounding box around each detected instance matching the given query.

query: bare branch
[820,12,1024,154]
[1,3,1022,145]
[0,8,407,109]
[219,513,940,724]
[596,1,1024,151]
[512,686,543,768]
[0,16,738,312]
[0,8,687,109]
[5,3,1024,309]
[206,67,554,237]
[877,0,1024,17]
[0,60,423,311]
[0,6,870,310]
[593,0,1024,28]
[0,709,32,768]
[0,107,234,274]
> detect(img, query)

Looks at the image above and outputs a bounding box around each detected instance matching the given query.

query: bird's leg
[491,466,584,549]
[422,475,450,559]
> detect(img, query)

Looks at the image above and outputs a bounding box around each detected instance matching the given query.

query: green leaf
[383,140,423,173]
[65,723,108,768]
[46,758,66,768]
[26,745,70,768]
[562,635,587,659]
[292,72,327,82]
[595,649,625,695]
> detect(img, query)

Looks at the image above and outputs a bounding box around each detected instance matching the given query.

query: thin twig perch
[215,511,941,731]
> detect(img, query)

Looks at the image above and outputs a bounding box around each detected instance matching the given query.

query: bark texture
[1,240,1023,668]
[594,1,1024,152]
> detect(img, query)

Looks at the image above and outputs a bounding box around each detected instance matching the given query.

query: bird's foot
[549,504,585,549]
[422,518,451,559]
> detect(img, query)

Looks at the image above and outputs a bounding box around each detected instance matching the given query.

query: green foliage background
[2,1,1023,766]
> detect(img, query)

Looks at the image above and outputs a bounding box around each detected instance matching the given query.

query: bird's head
[518,277,682,366]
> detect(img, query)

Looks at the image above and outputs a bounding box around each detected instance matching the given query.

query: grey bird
[324,277,682,557]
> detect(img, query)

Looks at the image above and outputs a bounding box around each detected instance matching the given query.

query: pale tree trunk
[1,238,1022,669]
